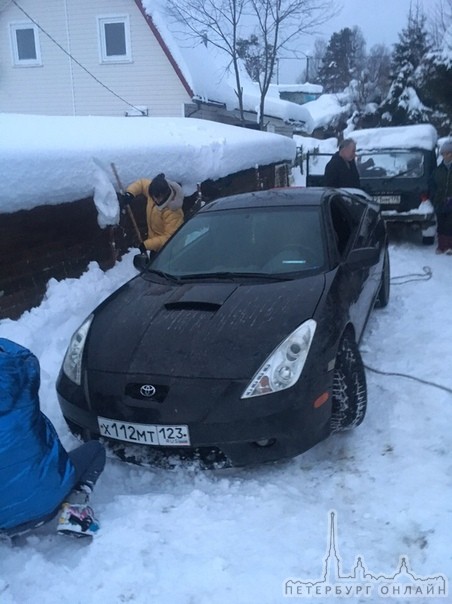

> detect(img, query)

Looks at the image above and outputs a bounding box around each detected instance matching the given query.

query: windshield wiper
[176,271,294,282]
[384,167,417,181]
[145,269,182,283]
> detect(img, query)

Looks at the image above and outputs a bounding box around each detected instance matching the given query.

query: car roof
[200,187,328,212]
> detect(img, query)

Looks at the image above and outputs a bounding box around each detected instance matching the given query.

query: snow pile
[300,93,352,133]
[92,158,121,228]
[293,135,337,153]
[0,114,296,214]
[352,124,438,151]
[0,242,451,604]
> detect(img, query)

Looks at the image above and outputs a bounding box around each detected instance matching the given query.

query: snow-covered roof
[140,0,311,126]
[0,114,296,214]
[273,83,323,94]
[351,124,438,151]
[243,83,314,127]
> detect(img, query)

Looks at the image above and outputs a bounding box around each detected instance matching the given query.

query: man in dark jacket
[0,338,106,538]
[432,139,452,254]
[324,138,361,188]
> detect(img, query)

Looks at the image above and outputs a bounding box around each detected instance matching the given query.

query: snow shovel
[110,163,150,270]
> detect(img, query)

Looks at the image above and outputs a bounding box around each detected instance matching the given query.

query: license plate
[375,195,400,205]
[98,416,190,446]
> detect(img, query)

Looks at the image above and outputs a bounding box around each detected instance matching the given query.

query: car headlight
[241,319,317,399]
[62,314,93,385]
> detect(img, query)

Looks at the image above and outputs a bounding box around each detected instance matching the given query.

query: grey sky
[278,0,436,83]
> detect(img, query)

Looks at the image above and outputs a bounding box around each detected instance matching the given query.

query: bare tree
[429,0,452,47]
[169,0,248,122]
[366,43,392,101]
[169,0,339,129]
[248,0,339,128]
[297,37,327,84]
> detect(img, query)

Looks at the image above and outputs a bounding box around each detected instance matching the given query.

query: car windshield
[150,205,325,278]
[308,150,425,179]
[357,151,425,179]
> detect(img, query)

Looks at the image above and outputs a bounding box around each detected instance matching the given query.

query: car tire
[422,235,435,246]
[331,334,367,433]
[375,248,390,308]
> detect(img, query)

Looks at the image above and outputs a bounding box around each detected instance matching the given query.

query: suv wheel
[331,334,367,433]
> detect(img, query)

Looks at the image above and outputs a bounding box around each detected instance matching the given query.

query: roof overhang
[134,0,194,98]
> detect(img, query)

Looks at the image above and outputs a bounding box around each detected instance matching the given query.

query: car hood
[86,274,325,379]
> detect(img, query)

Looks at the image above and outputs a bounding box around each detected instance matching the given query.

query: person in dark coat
[0,338,106,538]
[432,139,452,254]
[324,138,361,188]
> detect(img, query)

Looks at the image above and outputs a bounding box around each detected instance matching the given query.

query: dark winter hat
[440,139,452,155]
[149,173,171,204]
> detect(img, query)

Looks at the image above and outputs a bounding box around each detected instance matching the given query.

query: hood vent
[164,300,221,312]
[164,283,238,312]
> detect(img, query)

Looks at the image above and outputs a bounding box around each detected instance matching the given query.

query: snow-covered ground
[0,236,451,604]
[0,112,450,602]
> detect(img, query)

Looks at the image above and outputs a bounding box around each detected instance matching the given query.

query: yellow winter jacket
[126,178,184,251]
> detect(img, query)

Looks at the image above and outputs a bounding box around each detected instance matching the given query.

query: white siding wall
[0,0,191,117]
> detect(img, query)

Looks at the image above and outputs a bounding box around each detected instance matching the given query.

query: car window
[152,206,326,276]
[329,194,366,255]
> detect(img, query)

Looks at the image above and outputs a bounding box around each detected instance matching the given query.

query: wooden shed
[0,161,290,320]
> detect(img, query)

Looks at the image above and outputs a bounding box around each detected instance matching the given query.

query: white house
[0,0,311,133]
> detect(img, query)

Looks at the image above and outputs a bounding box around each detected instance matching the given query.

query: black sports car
[57,187,390,467]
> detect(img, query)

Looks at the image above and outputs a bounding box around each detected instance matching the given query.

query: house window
[98,16,131,63]
[10,22,41,66]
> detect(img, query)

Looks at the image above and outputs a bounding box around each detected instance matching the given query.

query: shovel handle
[110,162,125,194]
[110,162,143,244]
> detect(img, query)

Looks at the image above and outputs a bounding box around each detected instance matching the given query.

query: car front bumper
[57,368,333,467]
[380,200,436,228]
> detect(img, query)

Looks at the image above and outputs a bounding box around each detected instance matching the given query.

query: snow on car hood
[86,274,326,379]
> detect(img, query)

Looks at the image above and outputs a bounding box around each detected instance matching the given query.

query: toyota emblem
[140,384,156,398]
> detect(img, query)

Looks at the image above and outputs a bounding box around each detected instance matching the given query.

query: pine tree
[391,3,431,76]
[377,2,433,126]
[417,24,452,133]
[318,27,365,93]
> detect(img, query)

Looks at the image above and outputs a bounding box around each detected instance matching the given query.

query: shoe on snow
[57,503,100,538]
[1,515,53,544]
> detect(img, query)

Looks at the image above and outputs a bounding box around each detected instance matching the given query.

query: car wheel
[331,334,367,433]
[422,235,435,246]
[375,248,390,308]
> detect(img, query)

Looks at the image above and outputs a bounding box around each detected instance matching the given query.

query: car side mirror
[133,252,150,271]
[346,246,380,269]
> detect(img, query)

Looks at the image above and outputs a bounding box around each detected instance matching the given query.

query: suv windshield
[357,150,425,179]
[307,150,425,179]
[150,206,325,278]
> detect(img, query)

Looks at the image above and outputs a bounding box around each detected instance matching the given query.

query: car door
[325,192,381,340]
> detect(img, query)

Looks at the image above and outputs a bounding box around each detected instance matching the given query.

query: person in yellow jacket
[122,173,184,252]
